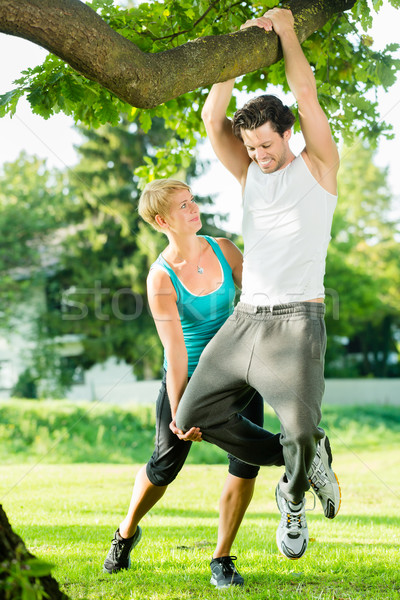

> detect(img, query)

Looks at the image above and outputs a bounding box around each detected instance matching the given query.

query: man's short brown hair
[232,95,295,139]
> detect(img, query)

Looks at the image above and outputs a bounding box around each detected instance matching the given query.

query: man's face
[241,121,292,174]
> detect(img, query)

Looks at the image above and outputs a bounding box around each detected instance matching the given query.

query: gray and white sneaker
[275,484,308,560]
[308,435,341,519]
[103,527,142,574]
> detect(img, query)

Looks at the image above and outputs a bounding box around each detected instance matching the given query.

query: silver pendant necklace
[170,238,204,274]
[196,238,204,274]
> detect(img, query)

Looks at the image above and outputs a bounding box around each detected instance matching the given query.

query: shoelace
[219,556,238,577]
[306,489,317,512]
[110,537,127,560]
[283,502,307,530]
[286,512,306,529]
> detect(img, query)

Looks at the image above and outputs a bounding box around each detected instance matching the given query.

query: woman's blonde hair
[138,179,191,232]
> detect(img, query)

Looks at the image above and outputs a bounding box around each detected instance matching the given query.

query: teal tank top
[151,236,236,376]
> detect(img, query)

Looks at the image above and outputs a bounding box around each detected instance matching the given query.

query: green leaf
[371,0,384,10]
[94,101,120,126]
[139,110,152,133]
[0,88,24,117]
[25,558,54,578]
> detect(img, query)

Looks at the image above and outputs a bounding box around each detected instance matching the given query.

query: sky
[0,3,399,233]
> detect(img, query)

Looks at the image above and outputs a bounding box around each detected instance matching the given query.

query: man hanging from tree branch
[175,8,341,561]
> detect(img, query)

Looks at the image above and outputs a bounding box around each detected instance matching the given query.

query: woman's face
[162,188,202,234]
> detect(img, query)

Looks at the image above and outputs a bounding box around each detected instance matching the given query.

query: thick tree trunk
[0,504,69,599]
[0,0,356,108]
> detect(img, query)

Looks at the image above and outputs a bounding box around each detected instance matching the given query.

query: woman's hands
[169,419,203,442]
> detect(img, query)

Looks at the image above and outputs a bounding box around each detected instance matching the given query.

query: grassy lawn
[2,439,399,599]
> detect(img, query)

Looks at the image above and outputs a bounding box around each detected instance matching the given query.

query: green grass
[1,402,399,599]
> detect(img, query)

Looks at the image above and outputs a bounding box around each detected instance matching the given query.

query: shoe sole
[103,565,122,574]
[278,538,307,560]
[210,577,244,588]
[317,437,341,519]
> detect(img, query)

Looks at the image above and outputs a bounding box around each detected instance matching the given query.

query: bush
[1,400,399,465]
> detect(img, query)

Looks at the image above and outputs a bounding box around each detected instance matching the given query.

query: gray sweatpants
[175,301,326,504]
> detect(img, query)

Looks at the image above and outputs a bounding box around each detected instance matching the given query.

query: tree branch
[0,0,357,109]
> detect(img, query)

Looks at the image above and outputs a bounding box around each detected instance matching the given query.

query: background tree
[41,117,232,384]
[0,154,78,397]
[0,153,67,316]
[325,140,400,377]
[3,136,398,390]
[0,123,231,393]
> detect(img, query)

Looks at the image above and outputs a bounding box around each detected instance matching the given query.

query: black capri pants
[146,371,271,486]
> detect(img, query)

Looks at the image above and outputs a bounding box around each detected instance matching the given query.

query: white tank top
[241,153,337,307]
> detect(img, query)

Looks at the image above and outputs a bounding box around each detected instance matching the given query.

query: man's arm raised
[264,8,339,193]
[201,79,251,189]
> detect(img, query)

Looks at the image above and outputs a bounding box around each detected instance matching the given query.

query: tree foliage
[47,119,171,380]
[0,154,67,321]
[0,113,230,394]
[1,135,398,391]
[325,139,400,377]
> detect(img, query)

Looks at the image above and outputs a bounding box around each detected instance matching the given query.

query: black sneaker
[103,527,142,574]
[210,555,244,588]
